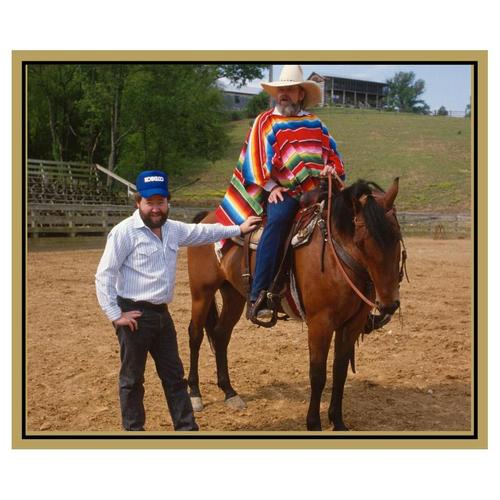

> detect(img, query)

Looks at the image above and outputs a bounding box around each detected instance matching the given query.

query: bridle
[324,173,408,311]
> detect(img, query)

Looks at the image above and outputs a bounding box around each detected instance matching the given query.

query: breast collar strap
[330,236,371,284]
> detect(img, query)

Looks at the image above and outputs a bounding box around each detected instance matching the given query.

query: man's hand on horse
[113,310,143,331]
[268,185,289,204]
[240,215,262,235]
[320,164,337,176]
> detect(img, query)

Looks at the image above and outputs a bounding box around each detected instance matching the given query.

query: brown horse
[187,178,403,430]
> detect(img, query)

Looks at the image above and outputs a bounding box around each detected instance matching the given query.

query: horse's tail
[350,344,356,374]
[204,298,219,354]
[192,210,210,223]
[187,297,218,354]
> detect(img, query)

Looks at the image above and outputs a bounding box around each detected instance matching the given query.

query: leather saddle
[229,185,329,327]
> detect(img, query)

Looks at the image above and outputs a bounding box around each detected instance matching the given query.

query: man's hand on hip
[268,186,289,204]
[239,216,262,235]
[113,310,143,332]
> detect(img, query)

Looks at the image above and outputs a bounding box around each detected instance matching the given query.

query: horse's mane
[332,179,399,250]
[192,210,210,223]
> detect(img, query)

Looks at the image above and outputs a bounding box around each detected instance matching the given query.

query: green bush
[228,110,245,121]
[246,91,270,118]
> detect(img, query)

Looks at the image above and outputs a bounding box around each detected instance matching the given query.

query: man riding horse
[216,65,346,324]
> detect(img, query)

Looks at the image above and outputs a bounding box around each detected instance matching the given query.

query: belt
[117,296,167,313]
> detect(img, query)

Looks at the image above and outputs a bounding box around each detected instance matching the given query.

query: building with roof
[308,72,389,108]
[221,87,261,110]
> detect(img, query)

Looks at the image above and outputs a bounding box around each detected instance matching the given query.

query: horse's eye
[354,237,364,250]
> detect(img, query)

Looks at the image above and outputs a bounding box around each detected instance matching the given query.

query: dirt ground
[25,237,472,433]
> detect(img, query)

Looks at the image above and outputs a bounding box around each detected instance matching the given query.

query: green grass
[171,108,472,212]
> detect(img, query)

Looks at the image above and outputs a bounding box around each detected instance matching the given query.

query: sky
[224,64,472,114]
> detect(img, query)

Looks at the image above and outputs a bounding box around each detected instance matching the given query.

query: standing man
[96,170,260,431]
[215,65,346,323]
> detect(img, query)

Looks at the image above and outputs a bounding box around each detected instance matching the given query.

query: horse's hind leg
[188,290,217,411]
[211,282,246,408]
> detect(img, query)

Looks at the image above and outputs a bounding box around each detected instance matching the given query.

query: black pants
[116,297,198,431]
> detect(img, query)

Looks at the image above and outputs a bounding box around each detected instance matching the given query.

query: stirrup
[248,290,278,328]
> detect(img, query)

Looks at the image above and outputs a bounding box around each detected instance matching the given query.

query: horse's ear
[383,177,399,211]
[358,194,369,209]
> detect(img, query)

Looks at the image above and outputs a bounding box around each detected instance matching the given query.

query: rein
[325,174,378,310]
[394,214,410,284]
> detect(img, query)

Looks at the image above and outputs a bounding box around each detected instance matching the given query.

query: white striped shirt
[95,209,241,321]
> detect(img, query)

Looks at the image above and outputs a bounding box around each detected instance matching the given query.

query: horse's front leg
[306,317,334,431]
[328,329,355,431]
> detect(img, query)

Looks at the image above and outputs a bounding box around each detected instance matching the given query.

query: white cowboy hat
[261,65,322,109]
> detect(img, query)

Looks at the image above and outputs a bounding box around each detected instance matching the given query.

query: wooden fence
[28,159,133,206]
[27,204,470,239]
[28,203,134,237]
[397,211,470,238]
[28,158,100,181]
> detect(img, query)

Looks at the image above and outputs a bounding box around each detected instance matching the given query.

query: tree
[215,65,266,87]
[465,103,471,117]
[75,65,133,184]
[27,63,269,181]
[74,66,108,163]
[246,91,270,118]
[28,64,131,170]
[437,106,449,116]
[116,64,228,179]
[28,65,83,161]
[385,71,430,114]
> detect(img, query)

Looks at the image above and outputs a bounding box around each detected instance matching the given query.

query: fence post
[31,208,38,238]
[102,209,108,237]
[68,210,75,237]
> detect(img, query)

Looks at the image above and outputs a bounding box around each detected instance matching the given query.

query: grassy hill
[171,107,471,213]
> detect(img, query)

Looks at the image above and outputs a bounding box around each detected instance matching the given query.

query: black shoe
[247,301,272,320]
[255,308,273,320]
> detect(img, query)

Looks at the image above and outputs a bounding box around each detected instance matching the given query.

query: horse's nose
[378,300,400,316]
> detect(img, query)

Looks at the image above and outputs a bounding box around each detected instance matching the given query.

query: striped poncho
[216,108,345,226]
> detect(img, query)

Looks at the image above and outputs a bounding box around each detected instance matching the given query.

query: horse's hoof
[307,425,322,431]
[190,396,204,412]
[306,419,322,431]
[333,423,349,431]
[224,395,247,410]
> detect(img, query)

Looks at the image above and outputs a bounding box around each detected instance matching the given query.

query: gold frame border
[12,50,487,449]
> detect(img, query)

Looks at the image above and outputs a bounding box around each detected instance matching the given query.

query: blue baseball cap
[135,170,170,198]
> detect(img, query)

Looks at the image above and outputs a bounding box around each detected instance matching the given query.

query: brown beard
[139,206,169,229]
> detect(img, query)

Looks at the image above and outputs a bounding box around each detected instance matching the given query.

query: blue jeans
[116,297,198,431]
[250,193,299,302]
